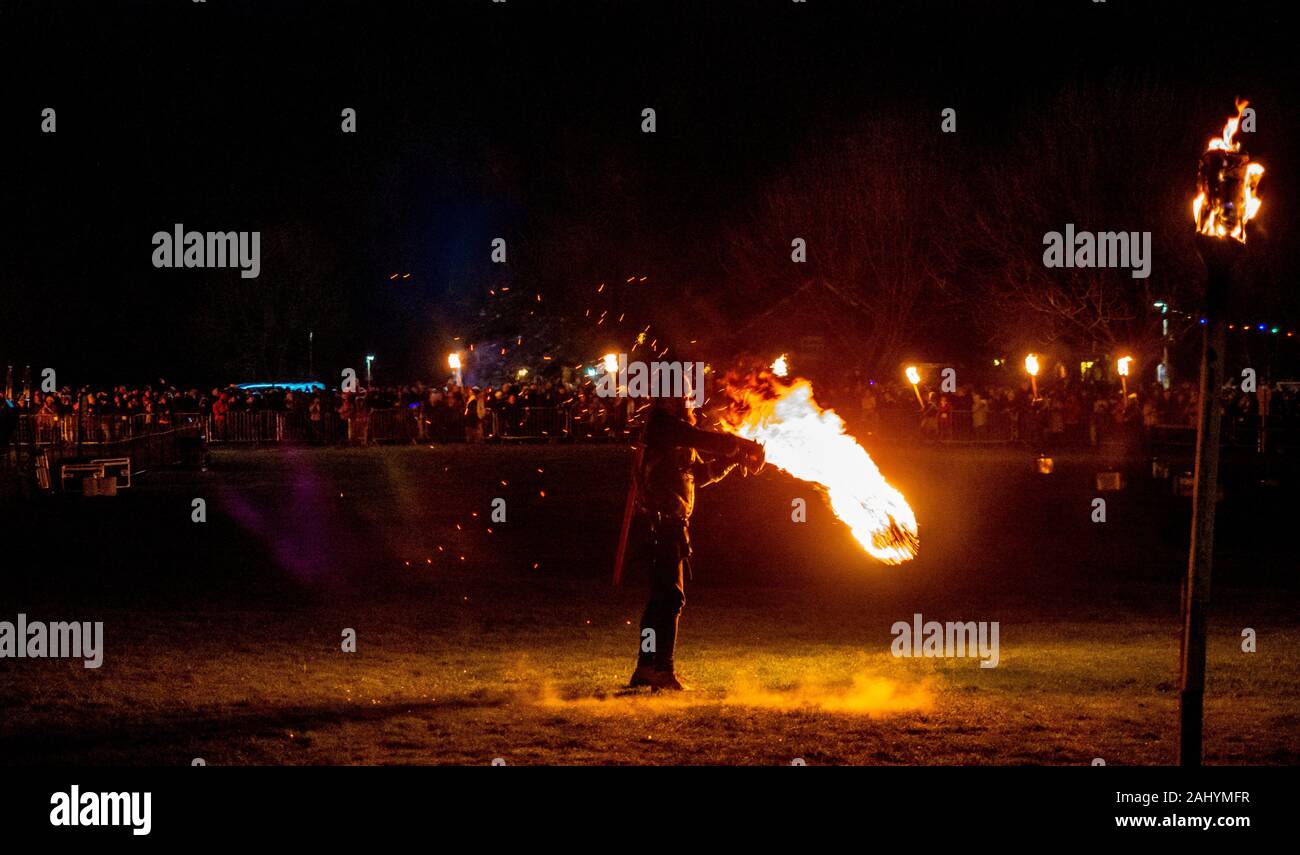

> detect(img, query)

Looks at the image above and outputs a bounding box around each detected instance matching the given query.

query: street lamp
[1153,301,1170,388]
[1024,354,1040,400]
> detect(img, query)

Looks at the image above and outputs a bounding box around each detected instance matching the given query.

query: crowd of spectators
[3,373,1297,451]
[0,379,641,445]
[813,376,1298,451]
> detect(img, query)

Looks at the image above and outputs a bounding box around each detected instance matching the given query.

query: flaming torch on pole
[905,366,925,410]
[1117,356,1133,408]
[1024,354,1040,401]
[447,352,463,387]
[1180,100,1264,767]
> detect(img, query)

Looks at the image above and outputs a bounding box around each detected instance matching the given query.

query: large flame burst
[1193,99,1264,243]
[719,370,919,564]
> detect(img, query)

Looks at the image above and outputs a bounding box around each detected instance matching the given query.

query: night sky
[3,0,1297,385]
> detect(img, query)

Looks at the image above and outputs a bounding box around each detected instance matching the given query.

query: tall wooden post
[1179,234,1239,766]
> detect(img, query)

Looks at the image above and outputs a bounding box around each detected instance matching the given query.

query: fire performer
[626,395,765,691]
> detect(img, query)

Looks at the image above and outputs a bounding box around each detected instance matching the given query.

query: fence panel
[208,411,285,443]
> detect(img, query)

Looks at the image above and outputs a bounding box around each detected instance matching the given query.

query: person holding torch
[623,394,765,691]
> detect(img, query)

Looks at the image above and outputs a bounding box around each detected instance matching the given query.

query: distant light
[516,368,529,379]
[1200,318,1207,325]
[448,353,461,370]
[1117,356,1133,377]
[1258,324,1267,331]
[1271,327,1280,334]
[904,366,920,385]
[585,367,597,378]
[1025,354,1040,377]
[602,353,618,374]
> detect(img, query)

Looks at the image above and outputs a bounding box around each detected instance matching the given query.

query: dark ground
[1,440,1296,765]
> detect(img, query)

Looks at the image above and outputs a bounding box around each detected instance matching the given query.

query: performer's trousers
[636,518,688,672]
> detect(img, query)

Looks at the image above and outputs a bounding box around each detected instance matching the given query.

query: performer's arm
[644,408,744,456]
[644,409,765,477]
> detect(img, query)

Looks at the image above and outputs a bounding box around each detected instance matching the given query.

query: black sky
[3,0,1297,384]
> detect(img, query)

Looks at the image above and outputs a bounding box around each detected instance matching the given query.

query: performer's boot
[647,669,687,691]
[628,662,656,688]
[630,622,657,687]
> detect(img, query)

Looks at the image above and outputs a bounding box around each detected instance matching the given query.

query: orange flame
[1193,99,1264,243]
[720,371,918,564]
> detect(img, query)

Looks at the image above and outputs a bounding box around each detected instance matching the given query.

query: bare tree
[963,79,1204,365]
[726,115,957,374]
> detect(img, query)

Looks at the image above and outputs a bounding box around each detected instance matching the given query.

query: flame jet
[720,369,919,564]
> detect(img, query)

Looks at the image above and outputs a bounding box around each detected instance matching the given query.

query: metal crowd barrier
[10,413,200,478]
[935,409,1015,443]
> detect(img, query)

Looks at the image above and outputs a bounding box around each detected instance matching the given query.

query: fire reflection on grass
[537,672,933,716]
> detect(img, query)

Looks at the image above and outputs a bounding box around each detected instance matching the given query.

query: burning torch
[1024,354,1040,401]
[904,365,924,410]
[1117,355,1133,406]
[448,352,462,387]
[1180,100,1264,767]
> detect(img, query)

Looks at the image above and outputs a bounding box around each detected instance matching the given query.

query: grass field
[2,443,1297,765]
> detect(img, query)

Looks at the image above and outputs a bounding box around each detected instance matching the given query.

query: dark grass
[1,442,1296,764]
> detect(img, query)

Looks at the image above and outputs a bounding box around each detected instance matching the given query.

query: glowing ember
[1193,100,1264,243]
[720,371,918,564]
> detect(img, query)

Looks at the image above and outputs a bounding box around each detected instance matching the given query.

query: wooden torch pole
[1178,234,1238,766]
